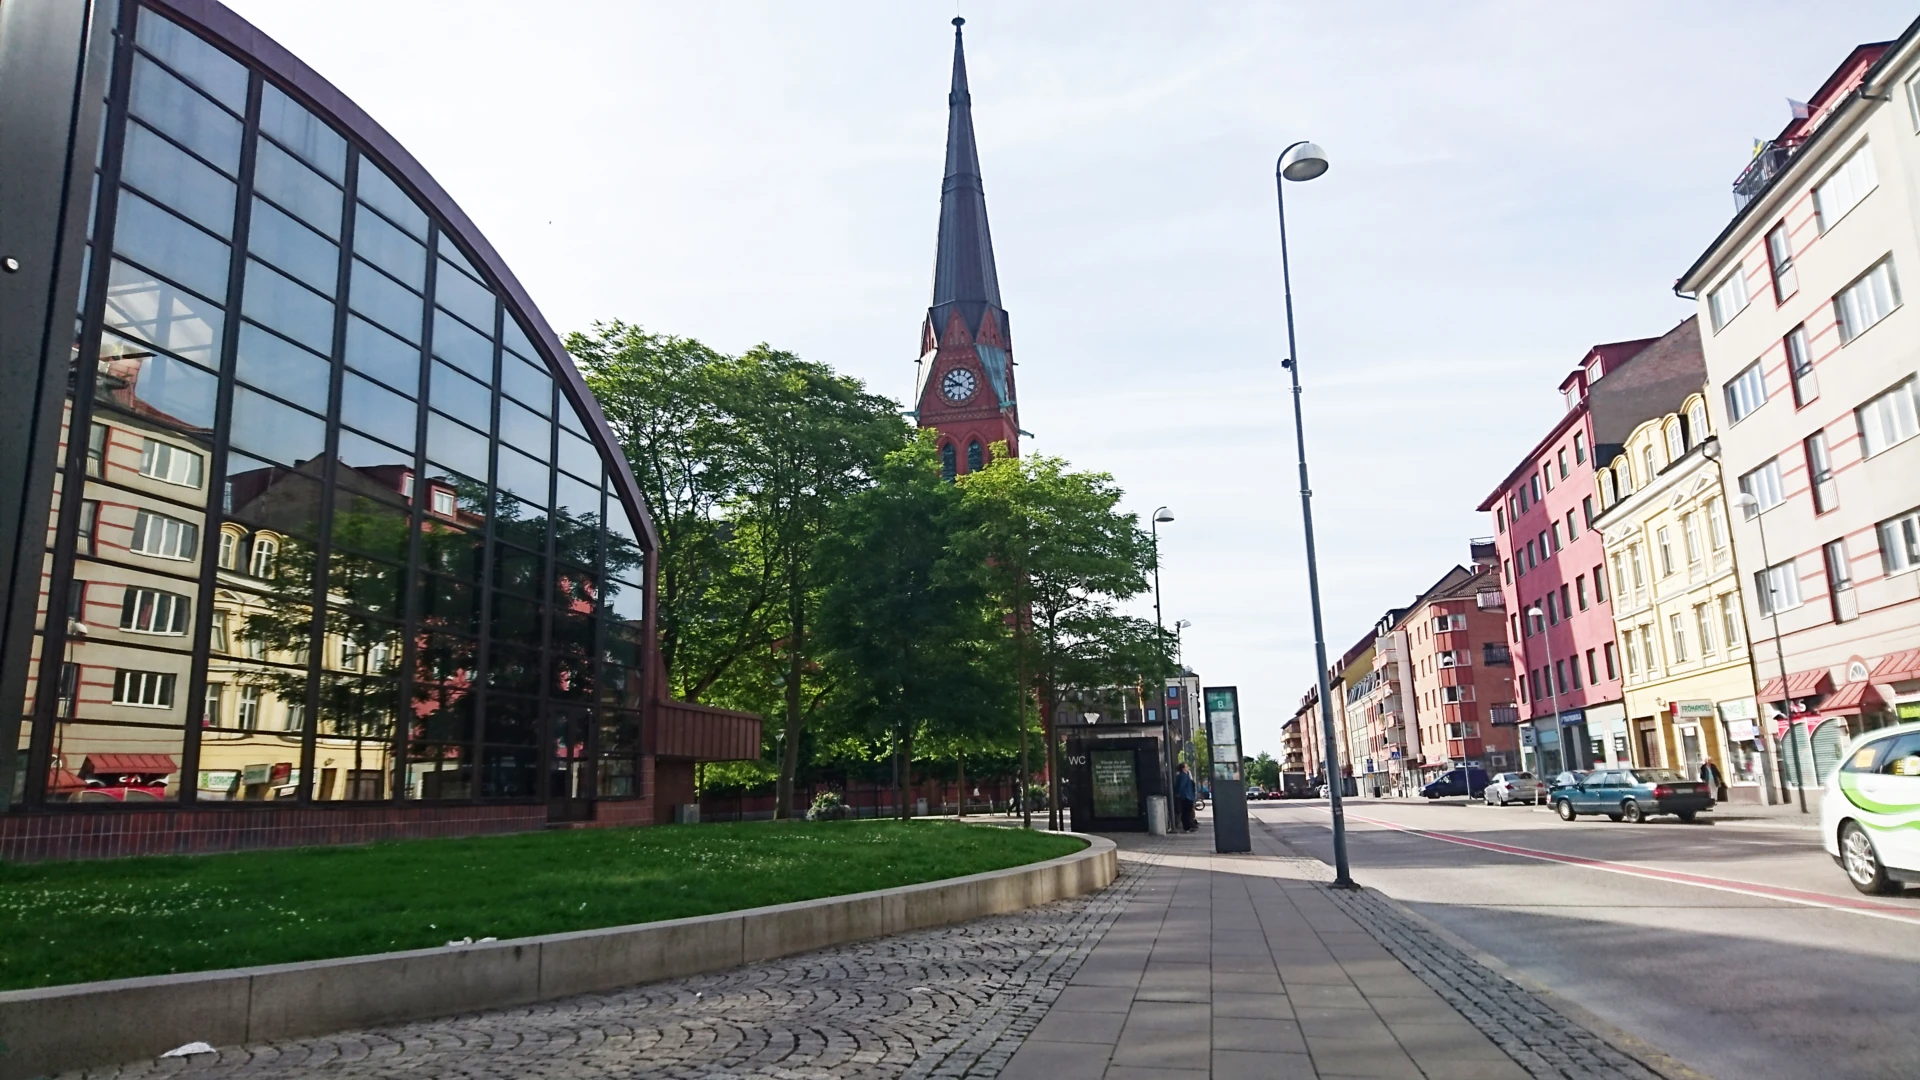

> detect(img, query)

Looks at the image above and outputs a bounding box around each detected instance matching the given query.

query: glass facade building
[0,0,757,852]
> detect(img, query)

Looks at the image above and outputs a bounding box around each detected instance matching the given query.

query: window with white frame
[1708,498,1729,550]
[1739,458,1785,516]
[1908,73,1920,131]
[1440,685,1475,703]
[1643,444,1657,482]
[1600,470,1616,507]
[1629,543,1647,589]
[119,587,189,635]
[204,682,223,727]
[1432,613,1467,632]
[1857,374,1920,458]
[138,439,204,489]
[1836,258,1900,342]
[248,535,278,578]
[1683,512,1702,565]
[1721,593,1742,647]
[1755,559,1803,615]
[1696,603,1717,655]
[1708,266,1750,331]
[218,530,238,569]
[1806,431,1837,512]
[1640,624,1659,671]
[1880,505,1920,575]
[1670,612,1689,663]
[1725,361,1767,423]
[1436,650,1471,668]
[1688,401,1709,443]
[130,509,198,560]
[209,611,228,652]
[1665,422,1685,463]
[237,685,260,730]
[1766,221,1797,301]
[1622,628,1639,675]
[1574,432,1587,464]
[1814,143,1879,232]
[1658,526,1676,576]
[112,669,176,708]
[431,488,456,516]
[1786,325,1818,405]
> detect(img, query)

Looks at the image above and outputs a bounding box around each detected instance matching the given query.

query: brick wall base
[0,803,551,862]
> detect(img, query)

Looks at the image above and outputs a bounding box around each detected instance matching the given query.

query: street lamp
[1151,507,1176,816]
[1527,605,1565,784]
[1700,437,1780,805]
[1274,139,1353,888]
[1734,490,1810,813]
[1173,619,1191,667]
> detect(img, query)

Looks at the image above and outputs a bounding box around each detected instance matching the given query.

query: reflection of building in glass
[1,0,757,855]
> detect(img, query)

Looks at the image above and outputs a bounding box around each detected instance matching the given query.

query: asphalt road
[1249,797,1920,1080]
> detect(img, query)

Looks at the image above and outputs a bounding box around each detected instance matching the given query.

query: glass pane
[252,139,341,239]
[494,544,544,599]
[497,447,548,507]
[429,361,491,430]
[225,451,323,539]
[352,203,426,290]
[556,429,598,484]
[419,520,483,580]
[348,258,421,342]
[434,258,495,332]
[603,620,643,668]
[487,643,541,694]
[558,395,587,437]
[258,84,346,182]
[498,399,548,460]
[105,260,224,368]
[555,471,599,528]
[247,197,338,296]
[230,387,326,468]
[604,577,644,624]
[413,640,480,725]
[46,722,185,804]
[97,338,219,431]
[432,306,493,382]
[335,428,414,481]
[414,572,479,636]
[354,160,428,240]
[599,663,641,711]
[492,592,544,651]
[604,524,643,586]
[437,232,482,281]
[343,315,419,395]
[329,473,413,559]
[403,742,473,801]
[494,493,546,552]
[128,55,242,174]
[236,322,331,409]
[328,550,407,621]
[134,11,248,111]
[500,352,550,414]
[426,412,490,481]
[113,191,229,301]
[314,676,397,801]
[242,258,334,353]
[481,745,538,797]
[120,121,235,237]
[340,371,417,442]
[502,317,536,363]
[483,695,540,747]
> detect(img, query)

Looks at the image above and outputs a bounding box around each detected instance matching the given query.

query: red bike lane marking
[1340,810,1920,925]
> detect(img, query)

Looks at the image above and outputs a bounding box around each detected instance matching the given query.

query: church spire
[930,16,1002,320]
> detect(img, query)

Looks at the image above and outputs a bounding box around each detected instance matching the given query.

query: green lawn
[0,820,1083,991]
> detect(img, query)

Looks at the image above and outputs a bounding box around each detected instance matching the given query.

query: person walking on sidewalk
[1174,763,1198,832]
[1700,758,1728,802]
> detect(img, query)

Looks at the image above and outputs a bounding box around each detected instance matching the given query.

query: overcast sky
[228,0,1911,755]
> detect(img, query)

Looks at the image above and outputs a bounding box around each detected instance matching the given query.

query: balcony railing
[1732,137,1804,211]
[1488,705,1520,726]
[1476,590,1505,610]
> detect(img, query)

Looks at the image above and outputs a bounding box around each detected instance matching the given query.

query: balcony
[1476,590,1505,610]
[1488,705,1520,726]
[1732,137,1804,211]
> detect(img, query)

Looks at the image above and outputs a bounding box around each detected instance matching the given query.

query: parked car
[1551,768,1714,823]
[1820,720,1920,895]
[1482,771,1543,806]
[1420,767,1491,799]
[1548,769,1590,792]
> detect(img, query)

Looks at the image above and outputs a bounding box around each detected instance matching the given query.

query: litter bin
[914,797,928,817]
[1147,795,1169,836]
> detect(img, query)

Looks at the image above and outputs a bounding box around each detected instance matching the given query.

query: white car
[1820,720,1920,895]
[1483,771,1544,806]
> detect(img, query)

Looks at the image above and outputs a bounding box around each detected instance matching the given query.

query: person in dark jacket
[1174,763,1198,832]
[1699,759,1728,802]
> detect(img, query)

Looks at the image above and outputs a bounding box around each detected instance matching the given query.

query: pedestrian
[1174,763,1197,832]
[1700,758,1728,802]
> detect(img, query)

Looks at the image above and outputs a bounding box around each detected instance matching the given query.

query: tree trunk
[1016,631,1030,829]
[1043,692,1061,831]
[956,756,966,818]
[774,583,805,819]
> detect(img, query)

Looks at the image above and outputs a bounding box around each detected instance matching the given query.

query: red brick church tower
[915,17,1020,478]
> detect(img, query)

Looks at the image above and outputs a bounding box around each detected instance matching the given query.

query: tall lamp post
[1734,491,1809,813]
[1527,605,1564,781]
[1700,437,1779,805]
[1151,507,1176,812]
[1274,139,1352,888]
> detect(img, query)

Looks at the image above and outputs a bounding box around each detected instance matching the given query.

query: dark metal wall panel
[0,0,118,808]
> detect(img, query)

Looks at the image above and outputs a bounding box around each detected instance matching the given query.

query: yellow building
[1592,393,1768,799]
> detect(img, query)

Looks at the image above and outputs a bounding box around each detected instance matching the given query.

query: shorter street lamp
[1151,507,1176,808]
[1734,491,1809,814]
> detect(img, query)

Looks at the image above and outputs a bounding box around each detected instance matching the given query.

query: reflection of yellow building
[1594,394,1764,796]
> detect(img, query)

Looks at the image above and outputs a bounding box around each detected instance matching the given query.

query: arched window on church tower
[941,442,957,481]
[967,439,984,473]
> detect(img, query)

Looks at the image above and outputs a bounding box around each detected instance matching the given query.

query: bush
[807,790,850,821]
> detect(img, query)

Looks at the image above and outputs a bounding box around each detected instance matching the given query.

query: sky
[227,0,1913,755]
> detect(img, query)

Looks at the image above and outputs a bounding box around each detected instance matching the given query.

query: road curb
[0,832,1115,1080]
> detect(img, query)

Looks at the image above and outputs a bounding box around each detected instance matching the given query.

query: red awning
[1759,670,1832,702]
[1871,648,1920,683]
[1822,681,1886,715]
[82,753,178,775]
[48,769,86,793]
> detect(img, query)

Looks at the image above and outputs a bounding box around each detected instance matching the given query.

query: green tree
[960,447,1172,828]
[816,436,1007,820]
[1246,752,1280,791]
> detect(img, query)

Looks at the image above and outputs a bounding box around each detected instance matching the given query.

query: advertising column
[1204,686,1250,852]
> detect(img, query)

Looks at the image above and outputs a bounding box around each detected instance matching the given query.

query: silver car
[1483,771,1543,806]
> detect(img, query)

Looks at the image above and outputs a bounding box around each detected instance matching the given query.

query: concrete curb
[0,832,1115,1080]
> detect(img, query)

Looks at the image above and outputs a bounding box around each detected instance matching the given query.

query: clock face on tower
[941,367,978,403]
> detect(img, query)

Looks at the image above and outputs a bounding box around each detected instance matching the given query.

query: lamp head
[1700,434,1721,462]
[1280,141,1329,182]
[1733,492,1759,510]
[1526,606,1544,618]
[1154,508,1175,523]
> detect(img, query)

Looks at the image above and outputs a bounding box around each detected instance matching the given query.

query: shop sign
[1521,726,1537,747]
[241,763,272,785]
[197,770,240,798]
[1673,699,1716,719]
[1558,709,1586,725]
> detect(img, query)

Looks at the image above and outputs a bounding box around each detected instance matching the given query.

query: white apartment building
[1677,23,1920,789]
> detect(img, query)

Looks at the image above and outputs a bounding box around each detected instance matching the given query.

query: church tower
[915,17,1019,478]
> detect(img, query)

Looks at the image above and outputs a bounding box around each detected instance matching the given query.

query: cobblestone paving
[64,862,1153,1080]
[1254,818,1669,1080]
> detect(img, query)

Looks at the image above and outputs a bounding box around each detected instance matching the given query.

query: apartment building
[1331,634,1378,795]
[1353,619,1418,796]
[1592,380,1767,799]
[1395,551,1521,784]
[1675,21,1920,789]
